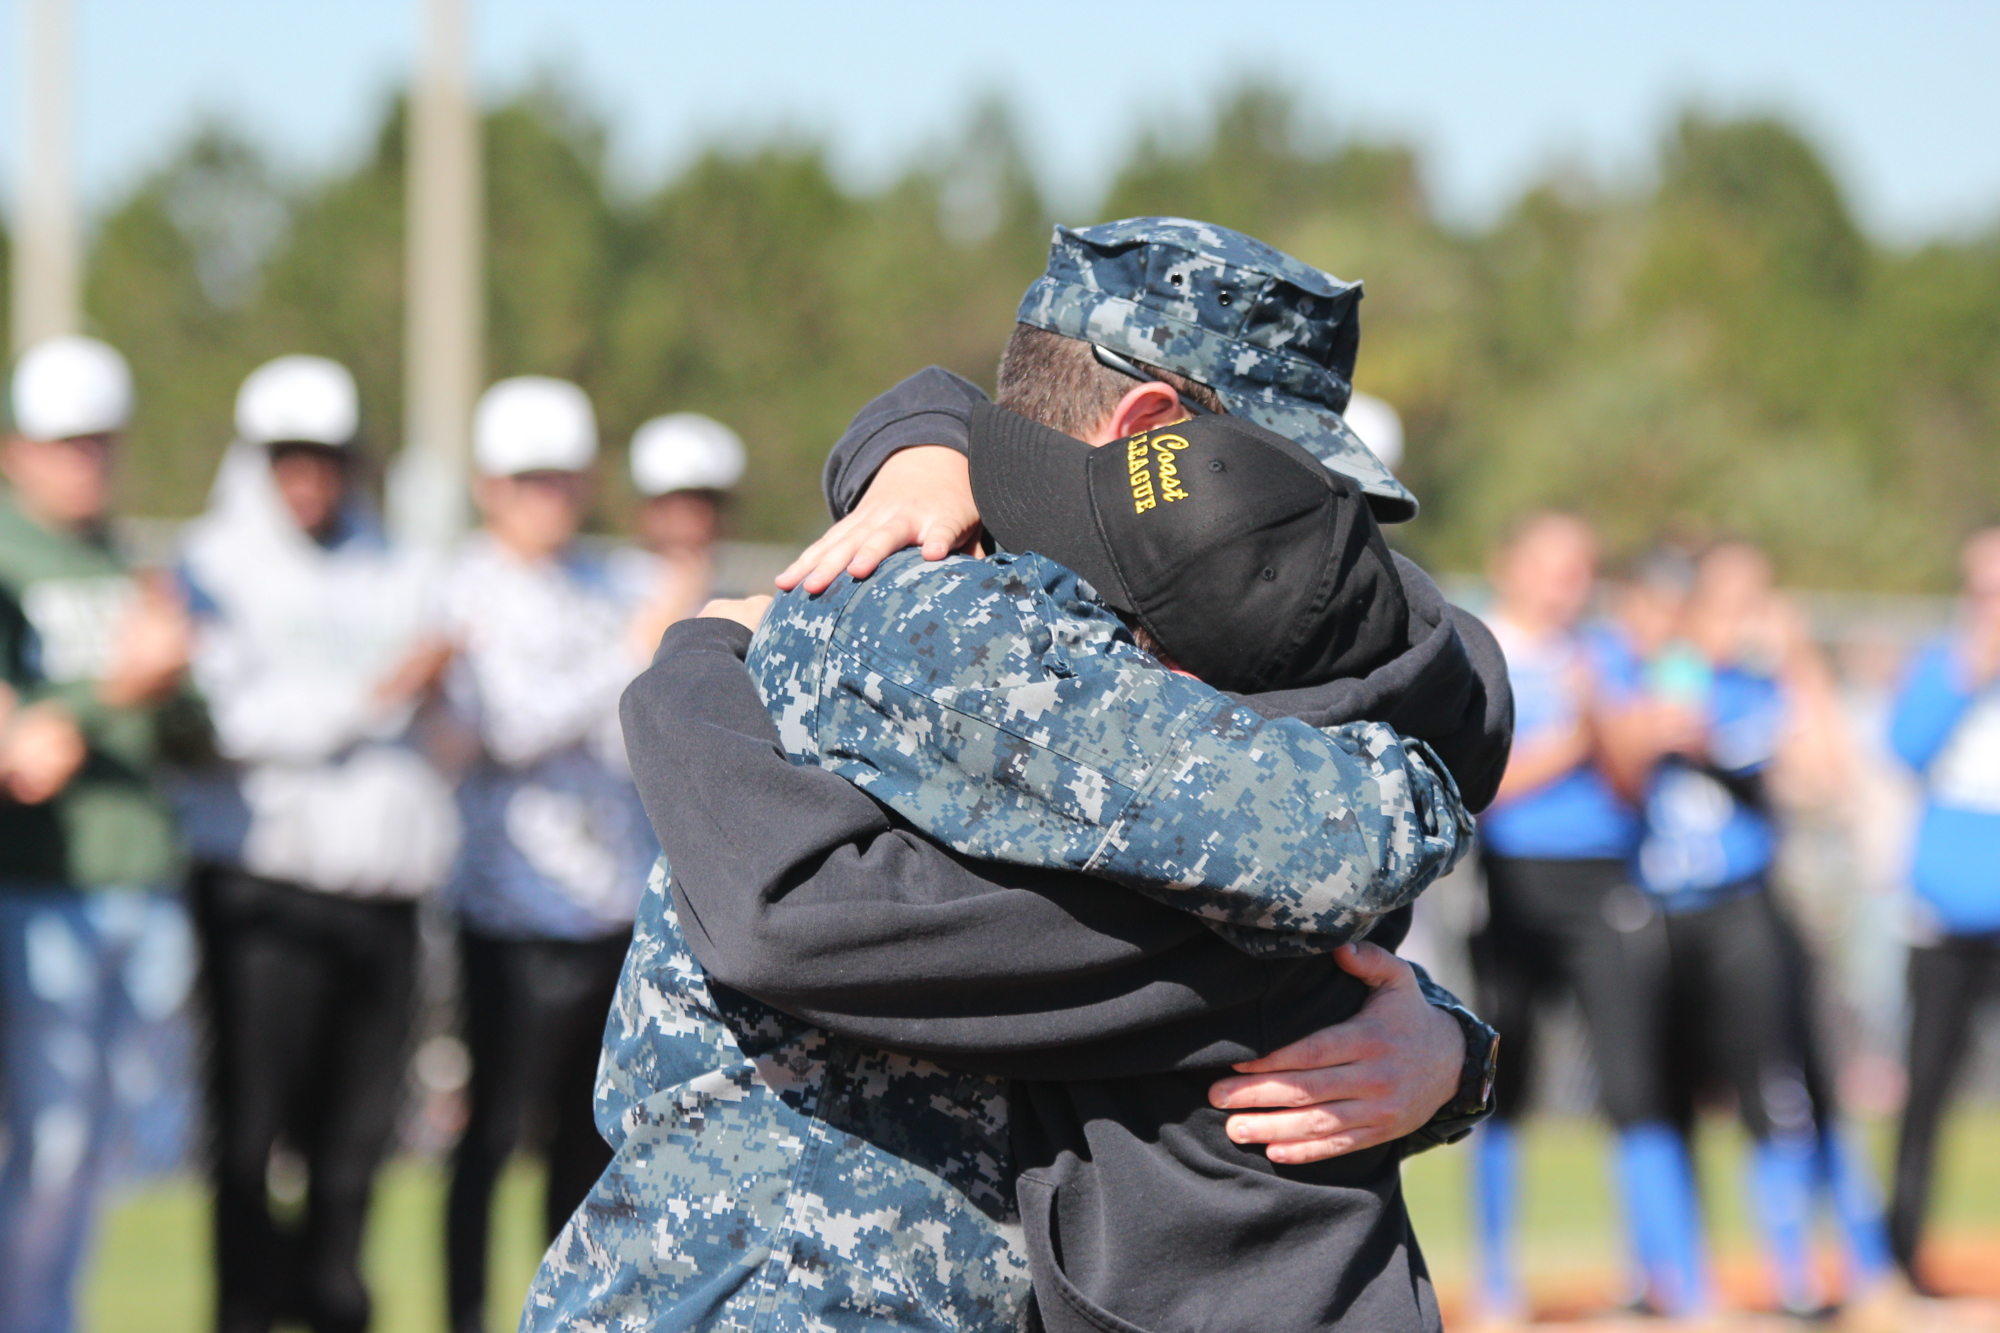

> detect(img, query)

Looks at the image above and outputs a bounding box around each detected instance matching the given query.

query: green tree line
[10,84,2000,589]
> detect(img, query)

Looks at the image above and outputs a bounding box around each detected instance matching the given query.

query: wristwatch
[1402,963,1500,1155]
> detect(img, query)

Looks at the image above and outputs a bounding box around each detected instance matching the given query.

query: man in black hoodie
[525,219,1506,1333]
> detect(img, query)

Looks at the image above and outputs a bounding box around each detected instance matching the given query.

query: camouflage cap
[1016,217,1417,522]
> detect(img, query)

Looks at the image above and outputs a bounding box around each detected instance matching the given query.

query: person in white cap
[438,376,657,1333]
[175,354,458,1333]
[616,411,745,656]
[0,336,197,1333]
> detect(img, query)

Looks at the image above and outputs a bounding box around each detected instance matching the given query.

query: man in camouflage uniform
[524,219,1498,1332]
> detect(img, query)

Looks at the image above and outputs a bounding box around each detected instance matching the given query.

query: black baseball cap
[968,400,1409,694]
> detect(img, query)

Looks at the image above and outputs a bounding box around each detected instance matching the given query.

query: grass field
[83,1109,2000,1332]
[84,1159,549,1333]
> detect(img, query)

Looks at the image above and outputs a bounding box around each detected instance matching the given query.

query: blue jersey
[1478,618,1638,861]
[1634,661,1784,909]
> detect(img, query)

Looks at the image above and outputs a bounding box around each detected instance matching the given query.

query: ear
[1084,383,1187,446]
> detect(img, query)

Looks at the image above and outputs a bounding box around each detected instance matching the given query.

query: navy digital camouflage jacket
[524,548,1476,1333]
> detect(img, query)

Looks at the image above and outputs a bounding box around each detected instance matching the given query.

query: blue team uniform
[1480,622,1639,860]
[1634,665,1785,910]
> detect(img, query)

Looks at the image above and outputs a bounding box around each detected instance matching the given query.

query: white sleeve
[192,616,386,765]
[442,559,640,769]
[454,639,635,768]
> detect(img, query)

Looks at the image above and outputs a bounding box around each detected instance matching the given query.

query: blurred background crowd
[1408,516,2000,1325]
[2,1,1998,1330]
[1,336,748,1333]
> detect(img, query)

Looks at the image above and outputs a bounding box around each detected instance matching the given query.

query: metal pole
[11,0,81,353]
[390,0,482,549]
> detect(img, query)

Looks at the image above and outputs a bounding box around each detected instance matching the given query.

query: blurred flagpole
[11,0,81,354]
[390,0,483,549]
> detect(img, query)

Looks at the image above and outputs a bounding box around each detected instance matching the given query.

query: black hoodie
[624,554,1508,1333]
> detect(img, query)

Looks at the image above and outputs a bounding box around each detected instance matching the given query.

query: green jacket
[0,492,185,889]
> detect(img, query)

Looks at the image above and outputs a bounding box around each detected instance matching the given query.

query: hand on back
[1206,942,1463,1163]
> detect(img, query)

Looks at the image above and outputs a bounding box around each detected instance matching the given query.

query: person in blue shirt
[1887,526,2000,1292]
[1467,514,1699,1320]
[1617,540,1897,1321]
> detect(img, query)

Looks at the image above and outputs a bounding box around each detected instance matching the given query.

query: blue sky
[3,0,1996,244]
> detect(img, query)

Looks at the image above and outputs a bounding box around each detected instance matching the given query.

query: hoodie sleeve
[632,616,1480,1072]
[821,367,985,519]
[628,621,1481,1080]
[194,630,386,764]
[627,617,1313,1076]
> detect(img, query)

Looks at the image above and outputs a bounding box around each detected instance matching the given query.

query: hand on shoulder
[777,446,979,595]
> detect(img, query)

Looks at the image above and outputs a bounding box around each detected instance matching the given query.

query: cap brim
[967,402,1132,610]
[1216,391,1418,523]
[249,434,356,451]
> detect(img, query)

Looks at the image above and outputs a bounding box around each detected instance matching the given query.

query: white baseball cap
[473,376,597,476]
[1341,392,1404,473]
[630,412,746,496]
[10,336,134,441]
[236,355,360,449]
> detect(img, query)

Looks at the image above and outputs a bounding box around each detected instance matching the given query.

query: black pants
[446,929,629,1333]
[1890,934,2000,1285]
[195,868,418,1333]
[1660,885,1815,1143]
[1470,855,1672,1127]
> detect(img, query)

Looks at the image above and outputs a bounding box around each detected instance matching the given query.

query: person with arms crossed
[1611,541,1897,1322]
